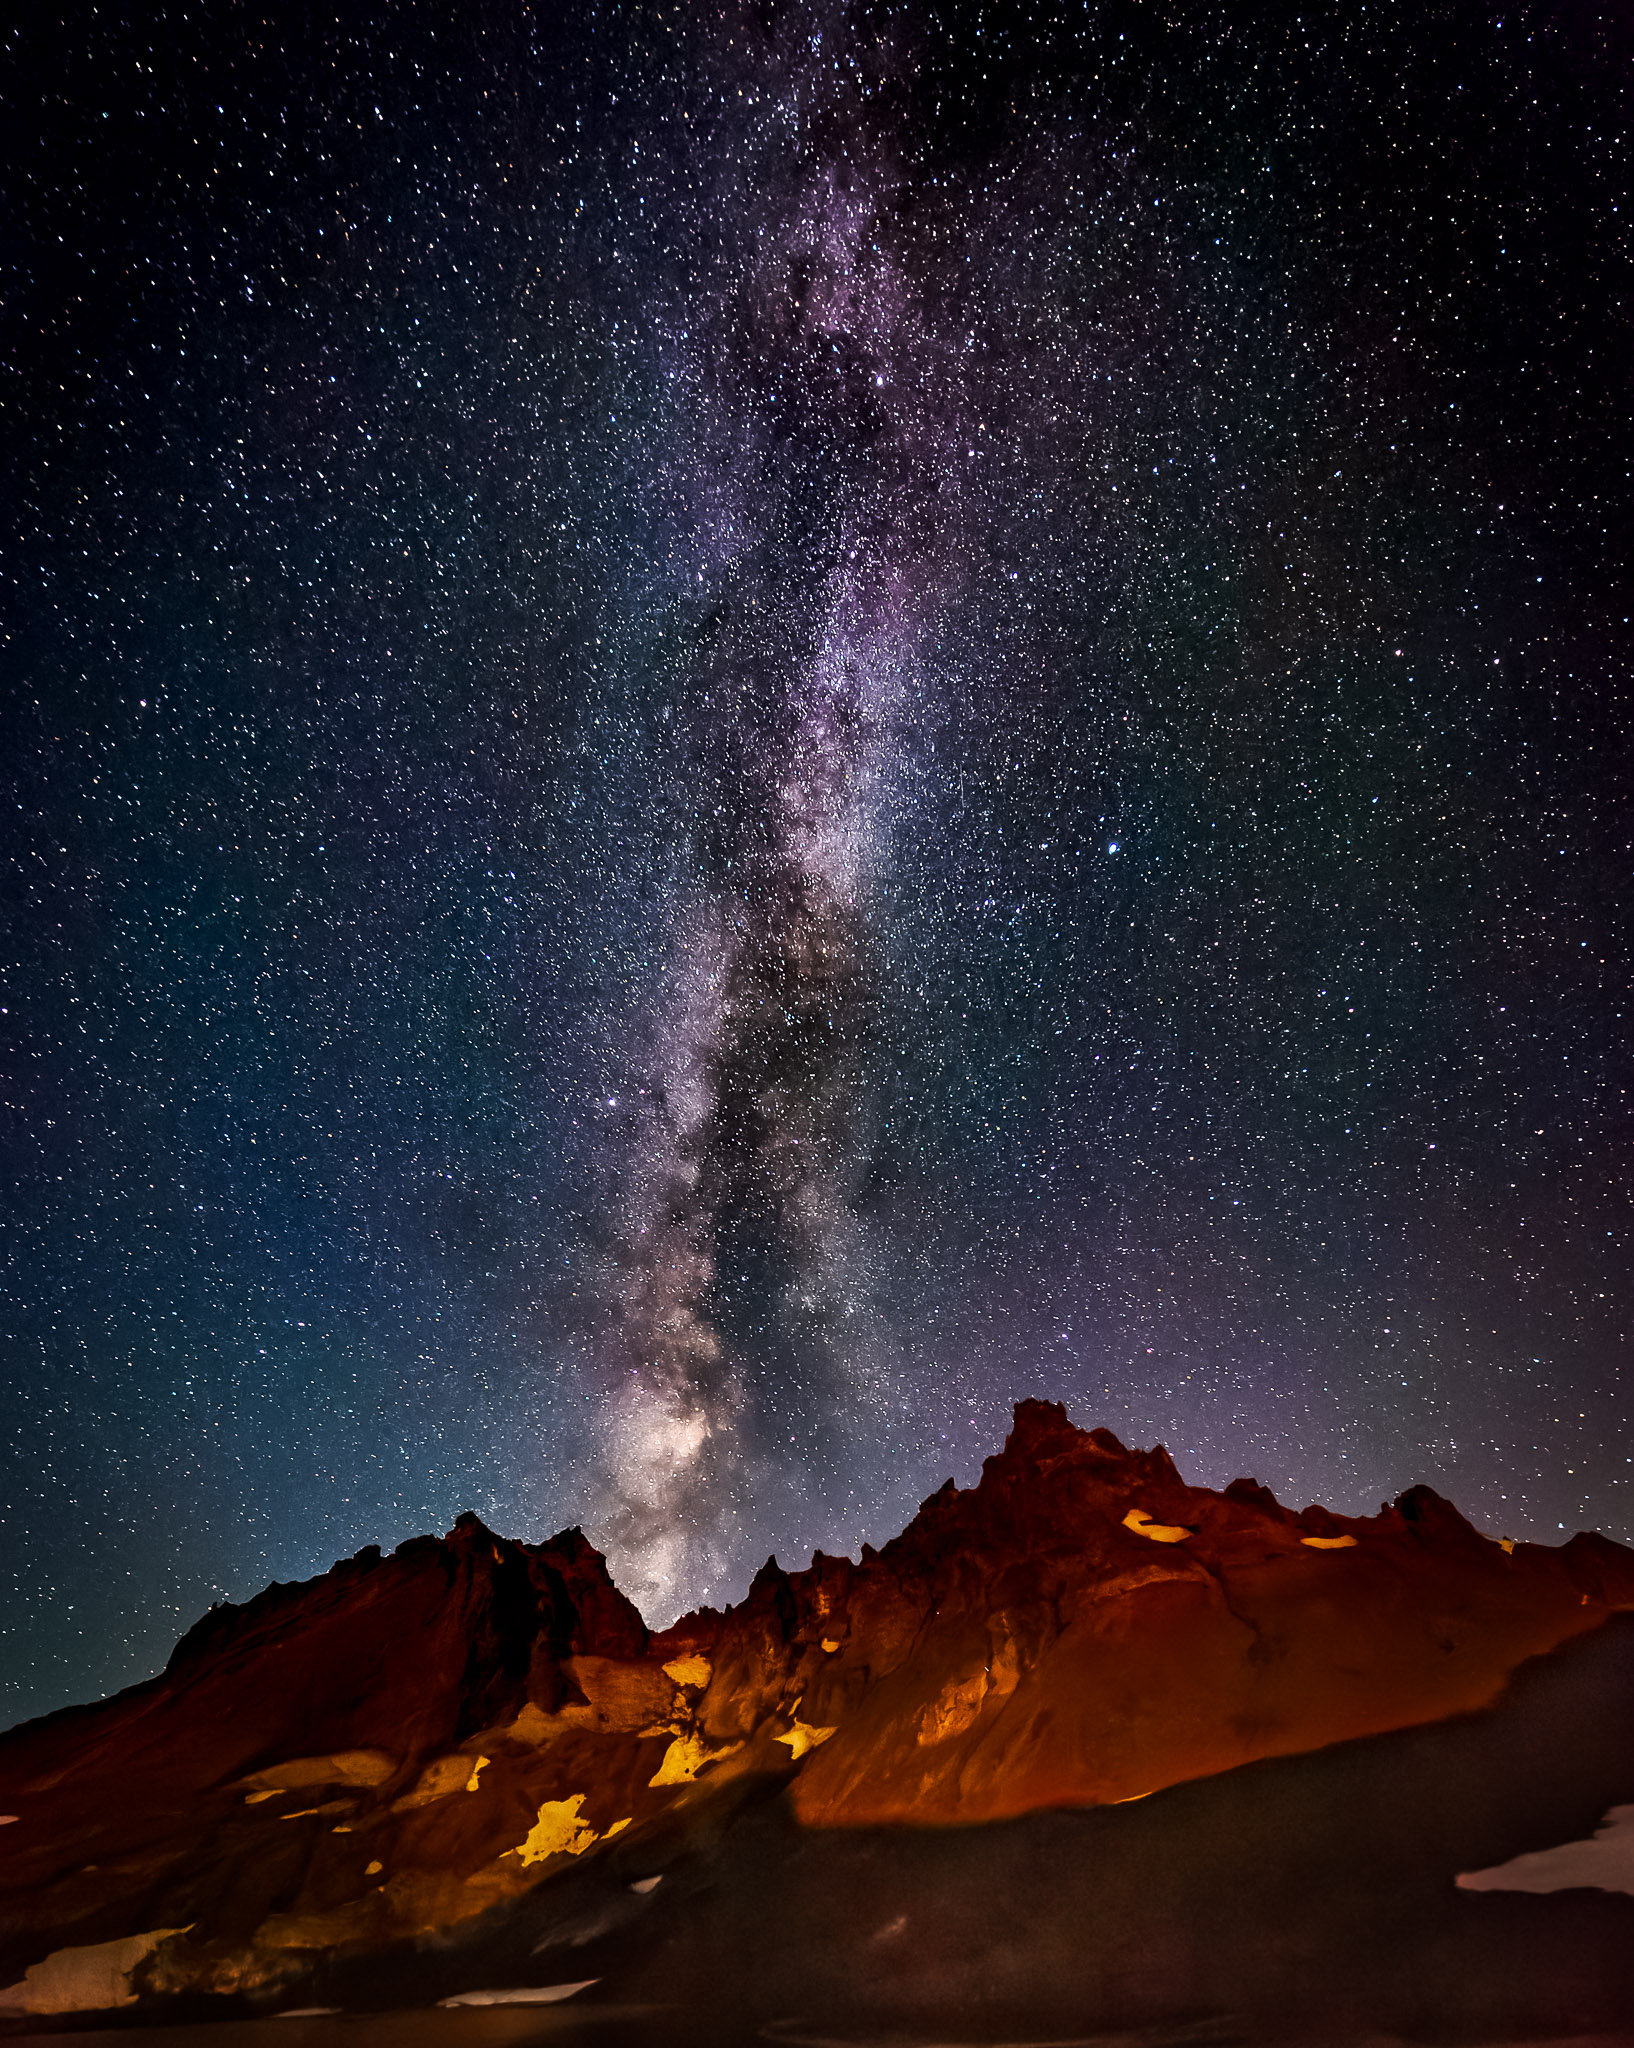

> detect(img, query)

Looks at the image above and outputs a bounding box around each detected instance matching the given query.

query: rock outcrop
[2,1400,1631,2023]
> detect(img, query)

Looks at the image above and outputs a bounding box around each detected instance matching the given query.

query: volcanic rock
[1,1400,1632,2034]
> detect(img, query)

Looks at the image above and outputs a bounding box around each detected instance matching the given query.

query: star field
[3,0,1632,1724]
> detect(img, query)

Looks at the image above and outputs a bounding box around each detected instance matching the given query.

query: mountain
[3,1400,1633,2041]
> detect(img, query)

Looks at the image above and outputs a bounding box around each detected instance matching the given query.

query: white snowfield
[1456,1804,1634,1897]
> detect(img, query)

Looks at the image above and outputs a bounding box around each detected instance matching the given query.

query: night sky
[4,1,1632,1728]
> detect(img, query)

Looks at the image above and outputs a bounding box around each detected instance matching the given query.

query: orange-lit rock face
[1,1401,1631,2007]
[654,1402,1634,1826]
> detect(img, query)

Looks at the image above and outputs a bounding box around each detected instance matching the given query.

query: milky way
[4,2,1632,1718]
[588,35,985,1607]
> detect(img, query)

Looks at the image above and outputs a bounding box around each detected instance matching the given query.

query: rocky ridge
[1,1399,1631,2021]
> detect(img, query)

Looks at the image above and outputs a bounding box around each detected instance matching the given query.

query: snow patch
[1123,1509,1192,1544]
[439,1980,598,2006]
[237,1751,394,1794]
[507,1795,629,1865]
[0,1927,192,2015]
[1457,1805,1634,1897]
[647,1729,741,1786]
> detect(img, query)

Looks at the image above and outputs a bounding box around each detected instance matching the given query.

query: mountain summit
[3,1402,1632,2033]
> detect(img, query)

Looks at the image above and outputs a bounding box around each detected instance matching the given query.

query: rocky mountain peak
[3,1405,1632,2025]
